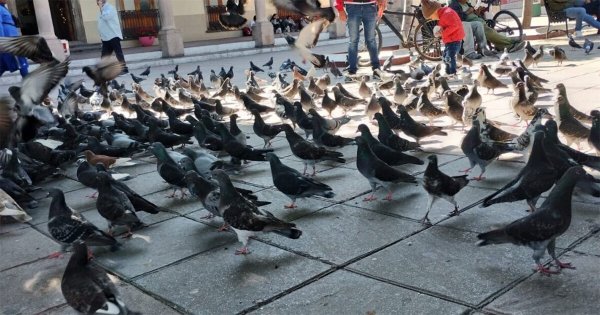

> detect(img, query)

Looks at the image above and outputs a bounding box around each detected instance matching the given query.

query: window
[205,0,228,32]
[117,0,161,39]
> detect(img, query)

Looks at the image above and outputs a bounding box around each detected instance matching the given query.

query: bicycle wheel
[490,10,523,43]
[413,19,442,61]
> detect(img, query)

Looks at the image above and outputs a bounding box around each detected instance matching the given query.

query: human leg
[443,41,461,75]
[101,40,114,57]
[345,5,361,74]
[110,38,128,73]
[461,22,478,58]
[362,3,381,69]
[466,15,514,50]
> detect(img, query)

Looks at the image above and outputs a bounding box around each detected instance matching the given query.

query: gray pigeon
[583,38,594,54]
[481,131,557,212]
[266,153,334,208]
[420,155,469,225]
[95,171,143,237]
[213,170,302,255]
[47,188,119,258]
[356,137,417,201]
[477,166,587,275]
[61,243,140,315]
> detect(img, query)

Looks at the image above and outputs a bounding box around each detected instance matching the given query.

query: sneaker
[482,49,497,57]
[465,52,482,59]
[508,41,526,53]
[575,30,583,38]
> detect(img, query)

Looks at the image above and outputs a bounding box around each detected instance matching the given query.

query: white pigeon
[0,189,31,223]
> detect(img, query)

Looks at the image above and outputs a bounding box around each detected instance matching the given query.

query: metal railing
[206,5,228,32]
[118,9,161,39]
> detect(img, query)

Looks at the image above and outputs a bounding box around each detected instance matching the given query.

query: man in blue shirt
[97,0,128,74]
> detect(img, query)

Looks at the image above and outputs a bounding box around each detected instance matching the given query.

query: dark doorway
[15,0,80,41]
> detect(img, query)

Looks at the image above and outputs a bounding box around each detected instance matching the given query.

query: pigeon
[396,104,447,143]
[0,188,31,222]
[213,170,302,255]
[460,120,515,180]
[548,46,567,65]
[95,171,143,237]
[523,49,535,68]
[46,188,119,257]
[544,119,600,172]
[130,72,145,83]
[308,108,350,134]
[228,114,246,146]
[266,153,334,208]
[250,61,264,72]
[281,124,345,176]
[307,76,325,96]
[61,242,140,315]
[510,82,540,124]
[251,110,286,148]
[525,41,536,55]
[589,110,600,155]
[0,35,56,63]
[357,124,423,166]
[478,64,507,94]
[477,166,587,275]
[417,93,447,126]
[311,115,355,148]
[216,123,274,163]
[420,155,469,225]
[320,91,337,117]
[364,93,380,120]
[442,90,464,127]
[0,177,36,208]
[373,112,420,152]
[82,56,124,95]
[568,34,582,50]
[140,65,151,76]
[293,102,314,139]
[240,93,275,113]
[298,83,316,110]
[554,83,593,124]
[358,76,373,99]
[263,56,274,70]
[356,136,417,201]
[554,95,590,148]
[148,142,189,198]
[283,19,330,67]
[474,107,518,142]
[482,131,557,212]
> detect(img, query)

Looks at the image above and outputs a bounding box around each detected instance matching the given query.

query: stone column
[33,0,65,60]
[253,0,274,47]
[328,0,346,39]
[157,0,184,58]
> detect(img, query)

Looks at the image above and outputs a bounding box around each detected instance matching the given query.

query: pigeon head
[532,124,546,133]
[68,242,91,267]
[95,171,112,184]
[280,124,294,134]
[590,110,600,118]
[265,152,280,164]
[46,188,63,199]
[356,124,370,134]
[148,142,167,158]
[427,155,438,165]
[183,170,200,183]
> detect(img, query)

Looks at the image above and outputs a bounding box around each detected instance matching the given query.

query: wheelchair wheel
[414,19,442,61]
[489,10,524,44]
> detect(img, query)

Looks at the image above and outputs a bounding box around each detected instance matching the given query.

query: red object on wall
[138,36,155,46]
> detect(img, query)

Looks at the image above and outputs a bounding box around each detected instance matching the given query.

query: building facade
[5,0,330,47]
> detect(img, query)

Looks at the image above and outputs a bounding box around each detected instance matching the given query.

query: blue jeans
[565,6,600,31]
[443,41,461,75]
[346,3,381,73]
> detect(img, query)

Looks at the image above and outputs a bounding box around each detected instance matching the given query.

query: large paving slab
[93,217,233,278]
[0,227,58,271]
[260,204,424,264]
[348,226,535,306]
[0,258,66,314]
[134,241,331,314]
[484,252,600,315]
[253,270,470,314]
[574,232,600,256]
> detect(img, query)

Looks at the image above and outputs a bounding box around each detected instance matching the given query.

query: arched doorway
[13,0,85,42]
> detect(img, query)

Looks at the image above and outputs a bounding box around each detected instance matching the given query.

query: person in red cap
[421,0,464,78]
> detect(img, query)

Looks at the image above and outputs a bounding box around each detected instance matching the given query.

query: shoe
[465,52,482,59]
[508,41,526,53]
[575,30,583,38]
[482,49,497,57]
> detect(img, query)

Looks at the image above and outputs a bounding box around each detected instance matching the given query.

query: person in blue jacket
[0,0,28,78]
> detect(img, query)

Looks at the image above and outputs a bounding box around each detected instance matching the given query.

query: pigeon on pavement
[282,124,345,176]
[213,170,302,255]
[420,155,469,225]
[477,166,587,275]
[0,188,31,222]
[95,171,143,237]
[357,124,423,166]
[460,120,515,180]
[356,136,417,201]
[148,142,189,198]
[266,152,334,208]
[482,131,557,212]
[61,242,140,315]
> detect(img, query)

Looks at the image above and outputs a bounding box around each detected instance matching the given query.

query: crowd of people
[269,14,311,34]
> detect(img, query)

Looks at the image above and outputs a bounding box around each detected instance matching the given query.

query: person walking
[335,0,387,81]
[421,0,464,79]
[0,0,28,78]
[97,0,128,74]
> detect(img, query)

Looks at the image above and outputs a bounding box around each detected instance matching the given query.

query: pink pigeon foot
[217,223,230,232]
[284,203,297,209]
[536,264,559,276]
[47,252,63,259]
[363,195,377,202]
[235,246,250,255]
[556,260,576,270]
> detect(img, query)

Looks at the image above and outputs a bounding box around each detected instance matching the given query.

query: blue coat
[0,4,28,75]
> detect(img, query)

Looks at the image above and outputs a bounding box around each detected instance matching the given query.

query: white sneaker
[575,30,583,38]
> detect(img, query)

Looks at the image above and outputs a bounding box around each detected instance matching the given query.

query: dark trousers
[101,37,127,68]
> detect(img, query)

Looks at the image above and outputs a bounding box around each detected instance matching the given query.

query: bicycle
[479,0,524,50]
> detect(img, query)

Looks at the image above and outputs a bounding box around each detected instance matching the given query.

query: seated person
[270,14,281,33]
[448,0,525,52]
[547,0,600,37]
[462,20,496,59]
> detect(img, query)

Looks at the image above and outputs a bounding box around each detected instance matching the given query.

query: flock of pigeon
[1,10,600,315]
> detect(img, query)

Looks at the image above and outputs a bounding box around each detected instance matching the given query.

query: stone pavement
[1,33,600,315]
